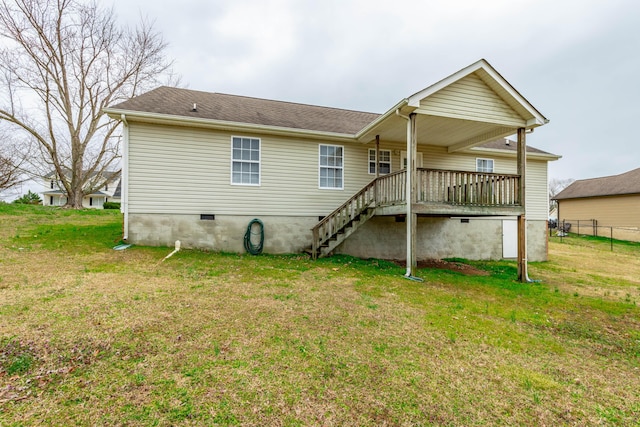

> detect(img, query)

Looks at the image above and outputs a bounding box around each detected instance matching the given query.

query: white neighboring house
[42,171,121,209]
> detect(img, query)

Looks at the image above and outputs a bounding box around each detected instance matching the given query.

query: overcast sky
[107,0,640,182]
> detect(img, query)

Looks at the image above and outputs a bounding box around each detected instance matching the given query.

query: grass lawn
[0,204,639,426]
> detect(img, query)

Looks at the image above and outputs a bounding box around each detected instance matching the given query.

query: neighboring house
[105,59,559,279]
[42,170,121,209]
[554,167,640,241]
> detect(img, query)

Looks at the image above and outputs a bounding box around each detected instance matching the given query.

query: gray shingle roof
[473,138,555,156]
[109,86,380,135]
[554,168,640,200]
[113,179,121,198]
[45,169,120,180]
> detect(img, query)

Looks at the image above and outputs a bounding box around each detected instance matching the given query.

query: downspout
[395,109,414,278]
[121,114,130,241]
[517,127,537,283]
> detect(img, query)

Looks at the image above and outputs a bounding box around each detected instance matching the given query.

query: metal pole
[611,226,613,251]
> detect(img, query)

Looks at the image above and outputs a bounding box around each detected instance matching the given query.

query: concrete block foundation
[127,213,549,261]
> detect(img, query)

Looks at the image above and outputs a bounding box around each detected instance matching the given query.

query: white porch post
[375,134,380,179]
[517,127,527,282]
[121,114,130,241]
[406,113,417,276]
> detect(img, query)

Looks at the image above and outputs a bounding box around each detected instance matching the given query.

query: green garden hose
[244,218,264,255]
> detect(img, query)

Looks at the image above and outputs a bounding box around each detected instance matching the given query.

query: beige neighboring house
[42,170,121,209]
[105,59,560,279]
[554,167,640,241]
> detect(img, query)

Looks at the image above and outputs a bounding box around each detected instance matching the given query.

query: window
[401,152,423,169]
[476,158,494,173]
[231,137,260,185]
[319,144,343,189]
[368,149,391,175]
[50,180,54,189]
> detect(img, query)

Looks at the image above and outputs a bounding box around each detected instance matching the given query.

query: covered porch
[312,59,548,281]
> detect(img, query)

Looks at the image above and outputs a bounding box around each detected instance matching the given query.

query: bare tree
[0,153,23,192]
[0,0,174,208]
[549,177,574,211]
[0,128,28,193]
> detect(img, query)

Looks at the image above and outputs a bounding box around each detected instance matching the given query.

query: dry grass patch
[531,235,640,302]
[0,204,639,425]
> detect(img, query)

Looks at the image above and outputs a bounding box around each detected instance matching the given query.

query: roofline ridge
[210,91,381,116]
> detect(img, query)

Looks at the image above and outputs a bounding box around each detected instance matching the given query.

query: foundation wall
[128,214,548,261]
[335,216,548,261]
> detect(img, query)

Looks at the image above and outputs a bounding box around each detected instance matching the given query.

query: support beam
[406,113,417,276]
[375,134,380,206]
[375,135,380,179]
[517,127,527,282]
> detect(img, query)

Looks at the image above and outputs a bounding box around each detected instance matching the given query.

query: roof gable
[417,72,526,127]
[555,168,640,200]
[407,59,547,128]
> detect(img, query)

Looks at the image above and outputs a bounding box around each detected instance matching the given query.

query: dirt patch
[394,259,490,276]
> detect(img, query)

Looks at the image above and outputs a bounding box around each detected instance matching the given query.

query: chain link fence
[549,218,640,250]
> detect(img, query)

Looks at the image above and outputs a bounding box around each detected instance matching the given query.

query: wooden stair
[307,179,377,259]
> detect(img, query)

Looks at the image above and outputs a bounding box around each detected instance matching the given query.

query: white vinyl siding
[126,124,372,216]
[418,73,526,127]
[231,136,260,185]
[319,144,344,190]
[369,149,391,175]
[126,123,550,220]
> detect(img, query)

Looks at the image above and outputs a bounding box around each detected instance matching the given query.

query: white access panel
[502,219,518,259]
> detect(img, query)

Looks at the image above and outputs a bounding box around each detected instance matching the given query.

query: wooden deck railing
[416,169,520,206]
[311,168,520,258]
[375,169,520,207]
[374,170,406,206]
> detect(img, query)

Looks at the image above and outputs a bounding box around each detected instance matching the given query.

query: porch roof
[356,59,548,151]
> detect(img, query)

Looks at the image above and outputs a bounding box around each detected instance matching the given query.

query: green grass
[0,204,639,425]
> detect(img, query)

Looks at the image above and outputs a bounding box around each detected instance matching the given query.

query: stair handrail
[311,178,378,258]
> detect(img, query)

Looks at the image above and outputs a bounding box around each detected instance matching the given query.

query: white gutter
[120,114,129,241]
[467,147,562,161]
[355,99,409,141]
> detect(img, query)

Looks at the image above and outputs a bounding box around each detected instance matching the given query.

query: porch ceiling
[359,113,519,150]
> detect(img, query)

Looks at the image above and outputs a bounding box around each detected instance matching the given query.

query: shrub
[103,201,121,210]
[13,190,42,205]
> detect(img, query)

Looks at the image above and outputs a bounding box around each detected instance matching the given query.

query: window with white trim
[476,158,494,173]
[319,144,343,189]
[231,136,260,185]
[368,149,391,175]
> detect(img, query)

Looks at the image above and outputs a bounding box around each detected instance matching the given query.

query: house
[554,168,640,241]
[105,59,559,280]
[42,170,121,209]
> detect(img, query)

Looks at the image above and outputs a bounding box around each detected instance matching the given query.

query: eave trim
[104,108,360,142]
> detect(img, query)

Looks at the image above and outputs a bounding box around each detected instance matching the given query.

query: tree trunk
[67,189,84,209]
